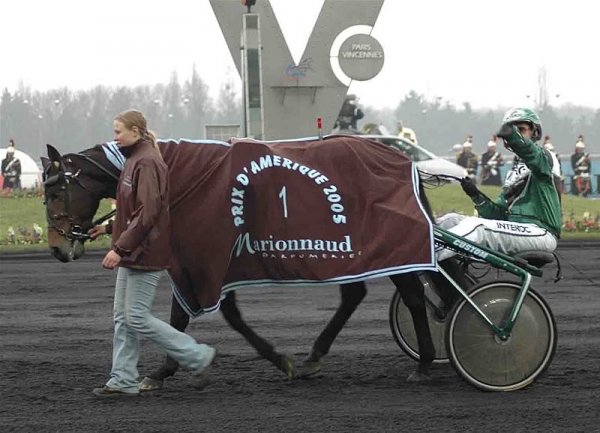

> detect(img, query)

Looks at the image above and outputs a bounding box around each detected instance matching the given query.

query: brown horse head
[41,144,118,262]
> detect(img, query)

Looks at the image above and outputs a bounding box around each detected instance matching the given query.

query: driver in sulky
[436,107,562,262]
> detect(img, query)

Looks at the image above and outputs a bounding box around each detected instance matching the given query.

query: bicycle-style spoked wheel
[446,281,557,391]
[389,288,450,363]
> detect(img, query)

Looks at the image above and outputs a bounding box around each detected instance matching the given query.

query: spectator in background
[571,135,591,197]
[463,134,473,148]
[543,136,564,194]
[480,135,504,186]
[457,137,478,181]
[452,143,463,159]
[334,94,364,131]
[397,121,419,145]
[2,139,22,190]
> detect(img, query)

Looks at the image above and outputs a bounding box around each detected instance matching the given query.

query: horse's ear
[47,144,62,162]
[40,156,50,170]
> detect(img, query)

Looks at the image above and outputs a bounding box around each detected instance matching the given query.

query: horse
[41,136,465,389]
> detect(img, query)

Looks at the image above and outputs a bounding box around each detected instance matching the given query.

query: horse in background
[41,137,462,389]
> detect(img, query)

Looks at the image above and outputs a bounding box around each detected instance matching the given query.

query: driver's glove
[460,177,481,201]
[497,124,526,150]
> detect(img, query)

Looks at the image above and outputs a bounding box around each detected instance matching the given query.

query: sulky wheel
[389,286,451,364]
[446,281,557,391]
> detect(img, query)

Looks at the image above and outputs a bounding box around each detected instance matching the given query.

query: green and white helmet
[502,107,542,141]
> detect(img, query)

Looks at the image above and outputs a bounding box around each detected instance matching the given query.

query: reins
[417,170,463,188]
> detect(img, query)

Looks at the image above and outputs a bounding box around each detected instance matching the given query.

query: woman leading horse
[91,110,216,397]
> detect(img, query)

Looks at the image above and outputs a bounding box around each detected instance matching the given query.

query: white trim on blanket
[170,262,437,318]
[411,162,436,268]
[159,138,232,147]
[102,141,126,171]
[238,135,321,143]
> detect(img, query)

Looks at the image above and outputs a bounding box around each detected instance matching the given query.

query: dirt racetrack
[1,244,599,432]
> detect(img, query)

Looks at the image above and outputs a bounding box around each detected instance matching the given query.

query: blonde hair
[114,109,159,151]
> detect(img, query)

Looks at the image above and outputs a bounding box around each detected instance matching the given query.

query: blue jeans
[106,267,214,392]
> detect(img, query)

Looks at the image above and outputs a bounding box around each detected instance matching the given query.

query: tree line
[364,90,600,157]
[0,67,241,158]
[1,74,598,159]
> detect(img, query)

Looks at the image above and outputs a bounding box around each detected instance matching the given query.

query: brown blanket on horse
[156,135,434,317]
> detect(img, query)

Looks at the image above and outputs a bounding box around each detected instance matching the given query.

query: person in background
[543,136,564,194]
[456,136,478,181]
[397,121,419,145]
[1,139,22,190]
[452,143,463,156]
[570,135,591,197]
[334,94,364,131]
[480,135,504,186]
[463,134,473,147]
[89,109,216,397]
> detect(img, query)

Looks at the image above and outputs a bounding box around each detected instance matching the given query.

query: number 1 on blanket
[278,186,288,219]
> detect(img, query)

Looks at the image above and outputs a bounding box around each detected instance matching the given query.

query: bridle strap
[46,153,120,241]
[45,171,78,239]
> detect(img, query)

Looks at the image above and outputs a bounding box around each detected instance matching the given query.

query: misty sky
[2,0,600,110]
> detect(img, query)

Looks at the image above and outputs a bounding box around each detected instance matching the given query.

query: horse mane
[65,145,121,180]
[65,144,105,162]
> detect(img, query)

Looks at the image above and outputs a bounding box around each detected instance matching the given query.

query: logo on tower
[330,25,385,85]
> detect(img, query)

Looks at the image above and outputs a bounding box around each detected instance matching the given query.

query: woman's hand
[88,225,107,240]
[102,250,122,269]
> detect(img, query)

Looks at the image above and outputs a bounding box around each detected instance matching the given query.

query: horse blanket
[108,135,435,317]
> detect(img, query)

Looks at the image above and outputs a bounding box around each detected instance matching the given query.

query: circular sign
[337,34,384,81]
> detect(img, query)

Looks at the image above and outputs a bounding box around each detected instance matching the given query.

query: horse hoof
[406,370,432,383]
[139,376,164,392]
[296,360,322,379]
[192,366,212,390]
[280,355,297,380]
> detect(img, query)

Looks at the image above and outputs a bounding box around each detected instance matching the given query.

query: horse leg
[390,273,435,382]
[434,258,472,303]
[297,282,367,378]
[220,291,296,380]
[139,296,189,391]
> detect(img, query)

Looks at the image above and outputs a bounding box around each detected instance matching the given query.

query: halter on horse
[42,144,119,262]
